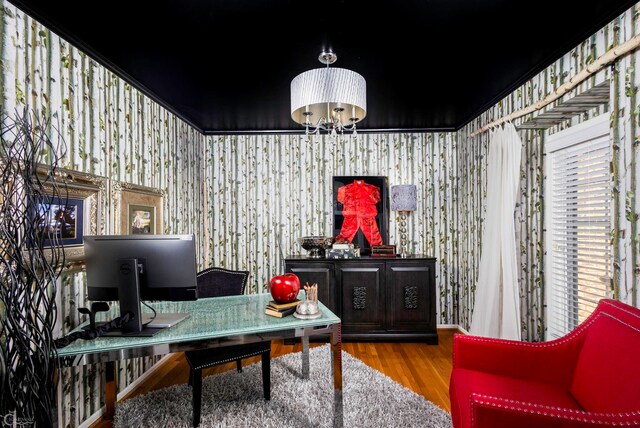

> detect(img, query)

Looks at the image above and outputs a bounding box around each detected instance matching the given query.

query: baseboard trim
[80,354,172,428]
[437,324,468,334]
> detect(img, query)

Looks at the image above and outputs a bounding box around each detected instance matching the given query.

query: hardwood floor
[91,329,455,428]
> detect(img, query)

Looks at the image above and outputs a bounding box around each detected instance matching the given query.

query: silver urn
[299,236,334,258]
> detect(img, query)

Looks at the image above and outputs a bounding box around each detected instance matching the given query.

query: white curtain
[470,123,522,340]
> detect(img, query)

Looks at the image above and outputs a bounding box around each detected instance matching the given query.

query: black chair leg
[261,351,271,400]
[192,368,202,427]
[236,359,242,373]
[188,369,193,387]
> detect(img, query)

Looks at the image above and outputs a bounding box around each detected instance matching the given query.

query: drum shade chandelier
[291,50,366,136]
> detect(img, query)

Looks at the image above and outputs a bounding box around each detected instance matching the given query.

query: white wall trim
[77,354,172,428]
[440,324,469,334]
[437,323,468,333]
[544,113,609,153]
[437,323,459,329]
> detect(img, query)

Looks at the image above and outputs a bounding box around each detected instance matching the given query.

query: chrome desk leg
[302,334,310,379]
[105,361,116,420]
[330,323,343,428]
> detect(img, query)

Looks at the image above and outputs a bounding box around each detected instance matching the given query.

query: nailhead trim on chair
[189,349,270,370]
[457,301,640,427]
[196,268,247,278]
[470,394,640,426]
[602,300,640,322]
[197,267,249,294]
[454,312,599,368]
[600,313,640,334]
[454,311,640,367]
[453,300,640,368]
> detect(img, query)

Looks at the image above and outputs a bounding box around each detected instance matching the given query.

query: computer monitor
[84,234,198,336]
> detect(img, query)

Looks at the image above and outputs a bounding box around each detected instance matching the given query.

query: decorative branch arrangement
[0,109,66,426]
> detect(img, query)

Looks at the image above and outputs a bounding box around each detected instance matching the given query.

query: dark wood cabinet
[285,255,437,344]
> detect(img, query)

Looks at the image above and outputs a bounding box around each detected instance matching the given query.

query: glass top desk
[57,293,343,427]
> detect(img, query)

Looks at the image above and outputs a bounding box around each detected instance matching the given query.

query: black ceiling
[8,0,637,134]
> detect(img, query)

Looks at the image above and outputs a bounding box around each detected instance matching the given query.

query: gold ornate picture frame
[32,166,108,270]
[111,181,164,235]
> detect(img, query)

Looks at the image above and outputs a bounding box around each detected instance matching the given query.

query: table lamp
[391,184,417,258]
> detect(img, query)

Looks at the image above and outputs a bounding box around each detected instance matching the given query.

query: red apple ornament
[269,273,300,303]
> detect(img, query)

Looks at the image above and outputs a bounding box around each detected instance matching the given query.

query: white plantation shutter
[546,115,612,340]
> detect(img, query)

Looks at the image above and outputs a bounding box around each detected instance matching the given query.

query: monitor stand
[86,259,190,337]
[96,325,165,337]
[99,258,166,337]
[93,314,189,337]
[142,312,190,328]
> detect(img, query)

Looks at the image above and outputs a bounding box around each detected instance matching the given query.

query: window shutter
[547,127,612,340]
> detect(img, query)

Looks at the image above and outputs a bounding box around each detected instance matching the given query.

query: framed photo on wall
[112,181,163,235]
[128,204,155,234]
[36,196,84,246]
[332,176,389,255]
[25,166,108,271]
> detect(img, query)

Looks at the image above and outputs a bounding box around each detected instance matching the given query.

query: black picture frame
[36,196,84,247]
[332,176,389,255]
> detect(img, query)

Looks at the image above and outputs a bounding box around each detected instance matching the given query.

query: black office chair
[185,267,271,427]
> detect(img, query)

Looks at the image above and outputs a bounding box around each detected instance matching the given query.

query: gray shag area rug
[114,344,452,428]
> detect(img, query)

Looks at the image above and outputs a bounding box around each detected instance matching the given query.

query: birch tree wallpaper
[1,0,640,425]
[0,2,207,425]
[458,5,640,340]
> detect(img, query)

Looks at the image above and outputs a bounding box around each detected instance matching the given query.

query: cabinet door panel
[338,263,385,332]
[386,262,435,331]
[285,263,335,313]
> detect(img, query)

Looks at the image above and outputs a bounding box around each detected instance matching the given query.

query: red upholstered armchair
[450,299,640,427]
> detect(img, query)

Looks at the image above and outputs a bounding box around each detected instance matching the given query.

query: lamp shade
[391,185,417,211]
[291,67,366,126]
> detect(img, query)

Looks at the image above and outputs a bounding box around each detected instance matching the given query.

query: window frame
[544,113,612,340]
